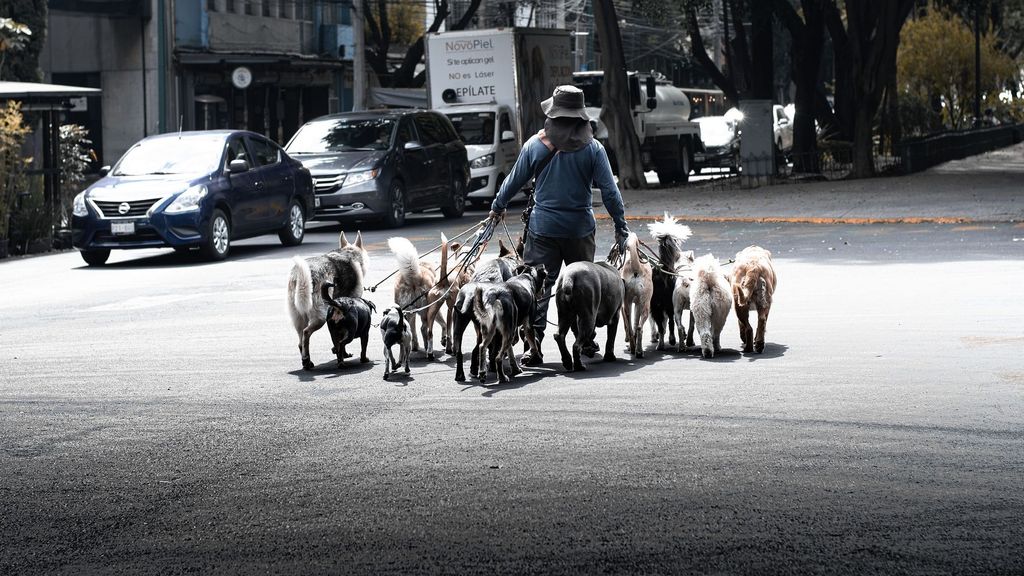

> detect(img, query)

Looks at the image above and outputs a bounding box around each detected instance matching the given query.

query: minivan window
[396,117,416,146]
[287,118,396,153]
[414,114,446,145]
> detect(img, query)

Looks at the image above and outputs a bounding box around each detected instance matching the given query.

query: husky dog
[469,263,547,383]
[287,231,368,370]
[380,307,412,380]
[553,260,624,371]
[620,233,653,358]
[731,245,776,353]
[452,239,522,382]
[689,254,733,359]
[388,237,446,359]
[647,213,693,351]
[321,282,375,366]
[426,232,477,356]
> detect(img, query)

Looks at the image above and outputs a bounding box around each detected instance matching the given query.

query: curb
[596,214,975,225]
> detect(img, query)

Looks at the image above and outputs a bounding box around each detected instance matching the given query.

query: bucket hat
[540,85,591,121]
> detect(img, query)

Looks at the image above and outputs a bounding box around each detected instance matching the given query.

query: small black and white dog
[380,307,412,380]
[321,282,375,366]
[470,263,547,383]
[647,214,693,351]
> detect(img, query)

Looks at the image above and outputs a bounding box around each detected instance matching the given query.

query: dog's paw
[302,358,314,371]
[360,356,370,363]
[336,359,345,368]
[425,352,435,362]
[455,373,466,382]
[635,349,645,359]
[655,343,665,351]
[404,365,410,373]
[331,346,338,354]
[603,354,617,363]
[753,342,765,354]
[343,351,353,358]
[383,372,390,381]
[561,357,573,371]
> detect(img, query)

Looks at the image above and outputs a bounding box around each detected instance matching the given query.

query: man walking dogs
[489,85,630,366]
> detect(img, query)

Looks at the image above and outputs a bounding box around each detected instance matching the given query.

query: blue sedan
[71,130,314,265]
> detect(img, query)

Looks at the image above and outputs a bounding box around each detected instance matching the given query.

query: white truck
[426,27,572,206]
[572,71,704,185]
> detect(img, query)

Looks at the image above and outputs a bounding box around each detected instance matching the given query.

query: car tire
[278,200,305,246]
[81,248,110,266]
[441,175,466,219]
[383,180,406,228]
[201,209,231,261]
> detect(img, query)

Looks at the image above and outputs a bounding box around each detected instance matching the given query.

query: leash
[366,221,481,293]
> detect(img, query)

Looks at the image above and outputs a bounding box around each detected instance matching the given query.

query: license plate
[111,221,135,235]
[315,197,321,208]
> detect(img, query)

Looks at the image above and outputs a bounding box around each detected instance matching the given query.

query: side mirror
[645,75,657,99]
[229,158,249,173]
[99,165,110,177]
[646,97,658,110]
[403,141,422,151]
[500,130,515,142]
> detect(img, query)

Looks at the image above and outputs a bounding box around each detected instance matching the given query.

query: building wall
[41,5,161,164]
[206,12,316,54]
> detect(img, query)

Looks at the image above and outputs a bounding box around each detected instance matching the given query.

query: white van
[441,104,519,207]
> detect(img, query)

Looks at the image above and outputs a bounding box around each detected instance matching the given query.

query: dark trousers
[524,230,597,340]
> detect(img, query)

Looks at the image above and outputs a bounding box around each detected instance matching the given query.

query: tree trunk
[593,0,645,189]
[685,5,739,103]
[749,0,774,100]
[777,0,825,173]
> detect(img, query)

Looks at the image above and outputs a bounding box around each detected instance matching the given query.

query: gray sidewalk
[605,141,1024,224]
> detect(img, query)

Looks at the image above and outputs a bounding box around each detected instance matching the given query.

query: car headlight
[470,154,495,169]
[164,184,208,214]
[342,169,378,188]
[73,192,89,217]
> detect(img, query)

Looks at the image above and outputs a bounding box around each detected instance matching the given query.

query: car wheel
[441,175,466,219]
[201,209,231,260]
[81,248,110,266]
[278,200,305,246]
[383,180,406,228]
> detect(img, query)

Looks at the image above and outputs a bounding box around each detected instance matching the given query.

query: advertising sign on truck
[426,28,571,204]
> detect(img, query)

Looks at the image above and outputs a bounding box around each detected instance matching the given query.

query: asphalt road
[2,208,1022,575]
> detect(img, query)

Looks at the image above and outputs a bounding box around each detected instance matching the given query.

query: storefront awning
[0,81,101,101]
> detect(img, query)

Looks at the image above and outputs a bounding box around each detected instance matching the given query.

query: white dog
[388,237,446,359]
[689,254,733,359]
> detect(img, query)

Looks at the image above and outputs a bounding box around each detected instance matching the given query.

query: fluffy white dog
[689,254,733,359]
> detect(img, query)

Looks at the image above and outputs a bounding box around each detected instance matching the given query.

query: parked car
[773,104,793,154]
[284,110,469,227]
[692,115,740,174]
[71,130,314,266]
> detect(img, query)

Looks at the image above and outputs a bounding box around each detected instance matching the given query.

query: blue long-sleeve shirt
[491,135,628,238]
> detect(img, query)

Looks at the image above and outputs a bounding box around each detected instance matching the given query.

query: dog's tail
[692,253,722,295]
[623,232,645,274]
[556,274,573,305]
[438,232,450,287]
[388,236,422,286]
[291,256,314,315]
[473,286,486,320]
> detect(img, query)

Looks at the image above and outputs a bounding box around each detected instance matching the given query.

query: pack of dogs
[285,214,777,382]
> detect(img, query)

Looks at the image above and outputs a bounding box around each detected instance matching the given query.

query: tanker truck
[572,71,703,185]
[425,28,572,206]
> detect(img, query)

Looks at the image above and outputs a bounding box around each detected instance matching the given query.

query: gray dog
[553,261,625,371]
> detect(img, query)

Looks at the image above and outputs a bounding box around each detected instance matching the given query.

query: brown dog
[731,246,776,354]
[388,236,445,359]
[426,232,477,356]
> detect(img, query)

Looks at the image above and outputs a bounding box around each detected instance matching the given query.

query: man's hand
[488,209,505,223]
[614,227,630,248]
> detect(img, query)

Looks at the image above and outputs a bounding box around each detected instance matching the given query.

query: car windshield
[696,117,736,147]
[112,137,225,176]
[447,112,496,145]
[574,78,603,109]
[286,118,395,153]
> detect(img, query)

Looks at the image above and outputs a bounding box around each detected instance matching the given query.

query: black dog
[321,282,375,366]
[469,263,547,383]
[452,240,522,382]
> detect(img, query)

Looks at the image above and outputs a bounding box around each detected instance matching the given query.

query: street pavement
[1,149,1023,574]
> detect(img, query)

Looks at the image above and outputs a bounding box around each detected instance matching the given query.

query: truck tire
[676,140,691,184]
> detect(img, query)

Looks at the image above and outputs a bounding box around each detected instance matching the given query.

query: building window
[245,0,255,16]
[279,0,289,18]
[226,0,236,13]
[207,0,217,12]
[262,0,271,16]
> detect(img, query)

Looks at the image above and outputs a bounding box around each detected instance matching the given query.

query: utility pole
[352,0,366,111]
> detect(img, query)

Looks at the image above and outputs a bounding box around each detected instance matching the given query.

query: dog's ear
[450,241,462,254]
[355,230,363,249]
[339,231,350,248]
[498,239,510,257]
